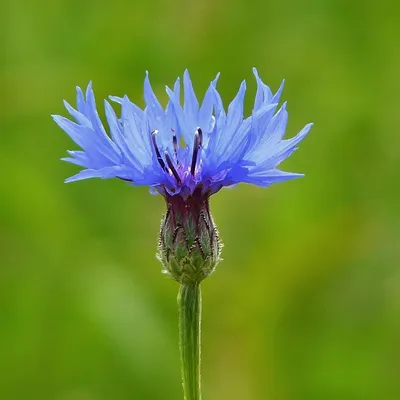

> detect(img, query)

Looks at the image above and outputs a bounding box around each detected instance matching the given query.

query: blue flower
[53,69,312,198]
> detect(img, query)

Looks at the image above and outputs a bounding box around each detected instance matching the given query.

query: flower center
[151,128,203,185]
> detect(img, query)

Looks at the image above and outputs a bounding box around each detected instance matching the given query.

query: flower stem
[178,283,202,400]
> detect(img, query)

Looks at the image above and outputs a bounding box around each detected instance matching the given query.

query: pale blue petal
[253,67,273,109]
[144,72,164,122]
[183,70,199,123]
[65,166,128,183]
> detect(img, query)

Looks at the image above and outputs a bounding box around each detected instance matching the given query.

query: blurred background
[1,0,399,398]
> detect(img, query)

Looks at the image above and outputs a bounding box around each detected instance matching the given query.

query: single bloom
[53,69,312,199]
[53,69,312,283]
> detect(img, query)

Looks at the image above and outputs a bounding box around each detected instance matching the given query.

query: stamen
[151,130,167,171]
[165,151,181,184]
[197,127,203,147]
[190,127,202,176]
[172,134,178,159]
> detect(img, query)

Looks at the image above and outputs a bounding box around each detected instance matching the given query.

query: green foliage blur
[1,0,399,398]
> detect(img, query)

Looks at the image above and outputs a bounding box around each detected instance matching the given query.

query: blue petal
[65,166,129,183]
[166,78,193,146]
[109,95,144,118]
[245,169,304,186]
[52,115,87,149]
[121,96,153,167]
[199,73,219,135]
[62,150,90,167]
[52,114,119,165]
[205,85,226,157]
[183,70,199,123]
[249,122,312,172]
[213,80,247,163]
[63,100,91,127]
[144,72,164,122]
[104,100,144,172]
[246,102,279,151]
[253,67,273,109]
[85,83,121,156]
[271,80,285,105]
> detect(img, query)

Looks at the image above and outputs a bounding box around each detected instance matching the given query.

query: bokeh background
[1,0,399,399]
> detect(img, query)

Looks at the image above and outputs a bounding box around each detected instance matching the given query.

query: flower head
[53,69,312,199]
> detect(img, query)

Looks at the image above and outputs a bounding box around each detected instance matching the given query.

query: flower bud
[157,188,222,284]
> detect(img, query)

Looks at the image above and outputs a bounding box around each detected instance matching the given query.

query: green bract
[158,188,222,284]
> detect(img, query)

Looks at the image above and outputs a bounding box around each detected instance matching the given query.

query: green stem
[178,283,202,400]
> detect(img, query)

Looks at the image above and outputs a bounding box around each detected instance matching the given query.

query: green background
[1,0,399,399]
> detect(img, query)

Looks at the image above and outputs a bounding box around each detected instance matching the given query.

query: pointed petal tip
[166,77,180,92]
[85,81,95,99]
[109,95,121,103]
[52,114,64,125]
[210,83,219,95]
[165,86,174,97]
[61,156,76,164]
[103,98,111,109]
[144,71,151,85]
[290,171,305,178]
[264,170,305,183]
[292,123,313,143]
[64,175,75,183]
[302,122,314,134]
[183,69,192,83]
[76,86,85,100]
[122,94,129,101]
[275,172,305,181]
[165,78,181,91]
[212,72,220,86]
